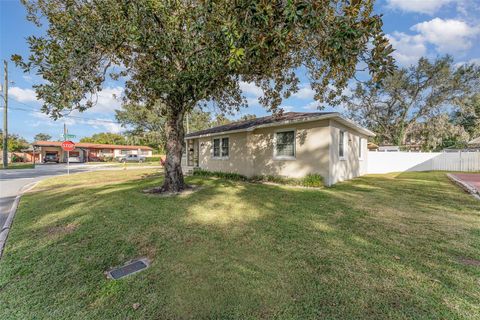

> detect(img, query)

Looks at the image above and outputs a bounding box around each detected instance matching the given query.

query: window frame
[211,136,229,159]
[273,129,296,160]
[339,130,346,160]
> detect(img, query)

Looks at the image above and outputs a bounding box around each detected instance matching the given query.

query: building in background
[33,141,153,163]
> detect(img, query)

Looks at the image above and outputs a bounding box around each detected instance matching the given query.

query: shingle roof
[186,112,336,138]
[33,141,153,150]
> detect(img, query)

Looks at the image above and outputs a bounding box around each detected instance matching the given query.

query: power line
[0,103,122,124]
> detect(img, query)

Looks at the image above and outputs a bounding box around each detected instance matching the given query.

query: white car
[116,154,146,163]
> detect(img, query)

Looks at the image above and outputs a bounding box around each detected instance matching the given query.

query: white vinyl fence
[367,151,480,174]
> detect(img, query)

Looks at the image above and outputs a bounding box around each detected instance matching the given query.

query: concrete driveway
[0,164,111,227]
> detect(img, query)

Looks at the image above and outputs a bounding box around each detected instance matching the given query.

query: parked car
[44,153,59,163]
[116,154,146,163]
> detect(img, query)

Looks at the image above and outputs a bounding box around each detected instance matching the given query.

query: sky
[1,0,479,142]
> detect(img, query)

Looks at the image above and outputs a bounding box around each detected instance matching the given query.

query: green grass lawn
[1,170,479,319]
[0,162,35,169]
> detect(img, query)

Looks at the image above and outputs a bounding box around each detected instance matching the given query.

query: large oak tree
[345,56,480,148]
[14,0,393,192]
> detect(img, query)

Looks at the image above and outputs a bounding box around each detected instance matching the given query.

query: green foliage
[193,169,249,181]
[239,114,257,122]
[80,132,127,145]
[196,169,323,187]
[0,130,29,152]
[301,173,324,187]
[116,102,166,150]
[33,133,52,141]
[15,0,394,190]
[346,56,480,150]
[251,174,324,188]
[451,93,480,140]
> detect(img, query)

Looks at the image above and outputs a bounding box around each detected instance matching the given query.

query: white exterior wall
[329,120,369,185]
[367,151,480,174]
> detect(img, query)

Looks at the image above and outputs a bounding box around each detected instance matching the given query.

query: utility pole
[2,60,8,169]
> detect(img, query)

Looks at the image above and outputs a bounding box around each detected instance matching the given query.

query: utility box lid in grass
[106,258,150,280]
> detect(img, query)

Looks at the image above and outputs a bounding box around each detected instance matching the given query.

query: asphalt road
[0,164,109,228]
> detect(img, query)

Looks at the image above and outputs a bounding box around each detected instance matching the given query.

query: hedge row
[192,169,323,187]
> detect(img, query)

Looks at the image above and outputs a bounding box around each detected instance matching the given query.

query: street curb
[0,181,40,259]
[447,173,480,200]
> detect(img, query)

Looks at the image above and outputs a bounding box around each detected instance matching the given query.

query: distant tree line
[114,106,255,153]
[0,130,29,152]
[345,56,480,151]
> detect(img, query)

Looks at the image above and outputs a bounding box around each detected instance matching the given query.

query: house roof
[33,141,153,150]
[185,112,375,138]
[468,136,480,146]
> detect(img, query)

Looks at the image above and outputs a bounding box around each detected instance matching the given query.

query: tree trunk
[158,109,186,193]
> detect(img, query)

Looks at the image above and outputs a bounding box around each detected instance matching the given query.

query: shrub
[301,173,324,187]
[193,169,248,181]
[197,170,323,187]
[12,154,23,163]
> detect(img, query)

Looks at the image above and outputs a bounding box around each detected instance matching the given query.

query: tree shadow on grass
[1,171,479,319]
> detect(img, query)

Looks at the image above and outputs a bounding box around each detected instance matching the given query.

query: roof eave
[185,113,375,139]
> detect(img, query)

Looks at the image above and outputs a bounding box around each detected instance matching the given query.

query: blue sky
[1,0,479,142]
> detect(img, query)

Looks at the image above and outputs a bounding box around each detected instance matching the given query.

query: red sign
[61,140,75,151]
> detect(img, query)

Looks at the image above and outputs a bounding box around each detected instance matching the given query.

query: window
[221,138,229,157]
[275,130,295,159]
[212,137,229,158]
[339,130,345,159]
[121,150,128,155]
[358,137,363,159]
[213,139,220,157]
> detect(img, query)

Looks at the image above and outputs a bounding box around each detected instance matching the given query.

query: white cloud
[10,85,124,115]
[239,81,263,97]
[291,85,315,100]
[246,97,260,107]
[85,118,123,133]
[386,0,455,14]
[386,32,428,66]
[87,86,124,114]
[387,18,480,66]
[10,87,39,103]
[412,18,479,53]
[303,101,320,111]
[470,58,480,65]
